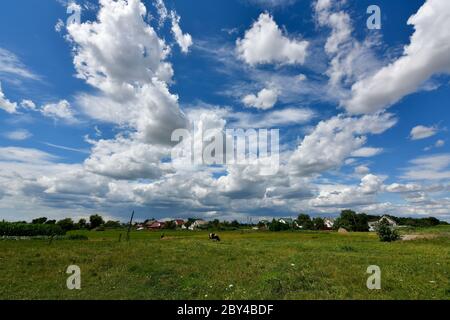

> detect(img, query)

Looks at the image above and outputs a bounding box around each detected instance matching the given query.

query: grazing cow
[209,233,221,241]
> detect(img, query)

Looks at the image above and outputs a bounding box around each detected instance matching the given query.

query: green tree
[56,218,75,232]
[297,214,314,230]
[89,214,105,230]
[163,220,177,230]
[231,220,240,229]
[78,219,87,229]
[312,217,326,230]
[269,219,290,231]
[32,217,47,224]
[334,210,369,232]
[104,220,122,229]
[208,219,221,230]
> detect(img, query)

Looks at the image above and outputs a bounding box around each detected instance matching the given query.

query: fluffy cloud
[385,183,422,193]
[242,88,278,110]
[84,136,171,180]
[289,113,396,176]
[402,154,450,181]
[40,100,77,123]
[0,82,17,113]
[359,174,384,194]
[170,11,193,53]
[68,0,186,145]
[230,107,315,128]
[410,125,438,140]
[4,129,32,141]
[435,140,445,147]
[236,13,309,66]
[154,0,193,53]
[68,0,173,93]
[354,165,370,175]
[351,147,383,158]
[20,99,36,110]
[345,0,450,114]
[314,0,380,88]
[309,174,383,208]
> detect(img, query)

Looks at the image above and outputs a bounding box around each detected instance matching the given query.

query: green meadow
[1,227,449,300]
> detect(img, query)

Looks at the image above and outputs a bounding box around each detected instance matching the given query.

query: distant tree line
[2,210,447,237]
[205,219,247,231]
[0,221,65,237]
[1,214,125,236]
[265,210,447,232]
[388,216,445,228]
[174,218,250,231]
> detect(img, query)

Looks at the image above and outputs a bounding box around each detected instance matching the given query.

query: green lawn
[1,227,449,300]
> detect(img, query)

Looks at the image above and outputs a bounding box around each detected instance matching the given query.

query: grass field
[1,226,449,300]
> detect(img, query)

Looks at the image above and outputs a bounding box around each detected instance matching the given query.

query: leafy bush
[376,220,400,242]
[0,222,65,237]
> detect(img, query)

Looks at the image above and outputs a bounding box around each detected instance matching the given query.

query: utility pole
[126,210,135,242]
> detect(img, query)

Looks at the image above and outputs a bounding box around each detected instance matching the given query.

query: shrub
[0,222,65,237]
[376,220,400,242]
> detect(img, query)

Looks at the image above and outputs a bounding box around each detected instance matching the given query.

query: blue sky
[0,0,449,222]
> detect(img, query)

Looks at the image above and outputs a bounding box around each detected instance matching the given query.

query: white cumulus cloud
[236,13,309,66]
[410,125,438,140]
[41,100,77,123]
[4,129,32,141]
[242,87,278,110]
[0,82,17,113]
[289,113,396,176]
[345,0,450,114]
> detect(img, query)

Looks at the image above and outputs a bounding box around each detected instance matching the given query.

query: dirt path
[401,234,439,241]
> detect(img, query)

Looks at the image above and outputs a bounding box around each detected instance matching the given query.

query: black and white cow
[209,233,221,241]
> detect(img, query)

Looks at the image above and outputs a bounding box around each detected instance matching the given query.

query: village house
[258,219,270,230]
[278,218,293,225]
[148,221,166,230]
[324,218,335,230]
[368,215,398,231]
[188,219,208,230]
[174,219,185,228]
